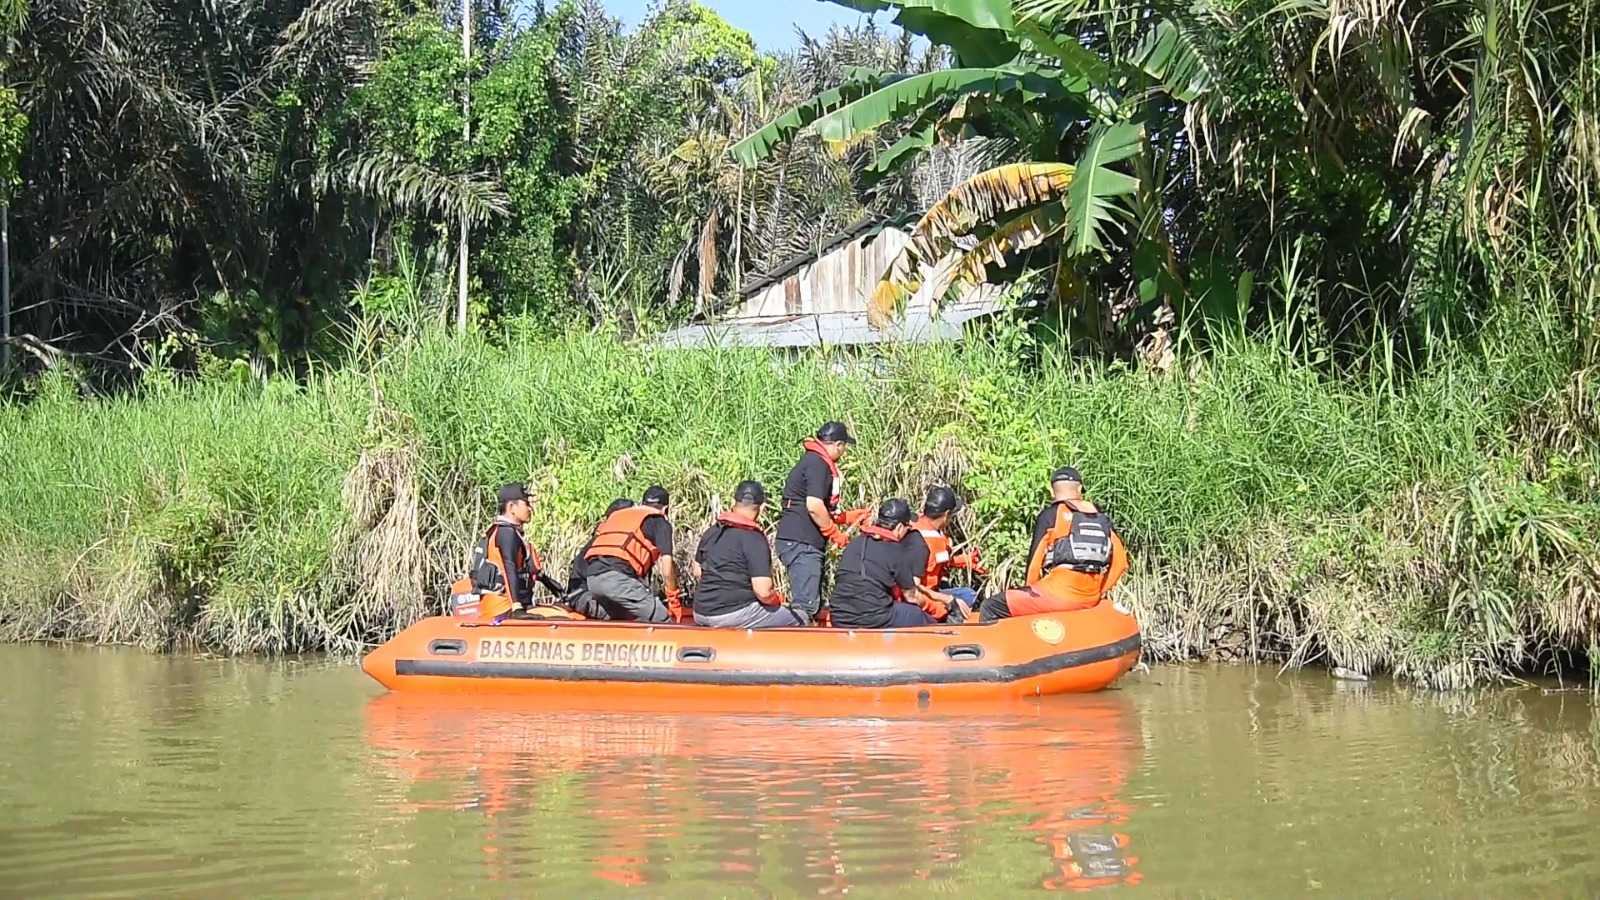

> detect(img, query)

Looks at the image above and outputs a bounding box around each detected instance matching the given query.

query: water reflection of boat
[362,692,1145,893]
[361,602,1142,700]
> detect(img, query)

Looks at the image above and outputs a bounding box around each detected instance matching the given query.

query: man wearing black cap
[467,483,565,619]
[828,498,936,629]
[979,467,1129,620]
[584,485,682,622]
[902,485,987,622]
[562,497,634,620]
[775,421,869,625]
[691,480,805,629]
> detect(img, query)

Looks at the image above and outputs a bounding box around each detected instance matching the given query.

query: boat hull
[361,600,1141,700]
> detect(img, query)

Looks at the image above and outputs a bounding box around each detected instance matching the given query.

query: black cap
[816,421,857,446]
[875,497,913,528]
[923,486,961,516]
[605,497,634,516]
[496,483,531,504]
[733,480,767,506]
[642,485,671,507]
[1051,466,1083,484]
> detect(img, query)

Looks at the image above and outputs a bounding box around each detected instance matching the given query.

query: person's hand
[665,588,686,623]
[821,521,850,549]
[951,550,988,575]
[838,507,872,528]
[920,597,949,620]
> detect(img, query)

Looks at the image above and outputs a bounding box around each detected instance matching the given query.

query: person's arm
[651,518,680,593]
[495,526,525,603]
[1104,531,1130,593]
[893,551,920,597]
[748,538,777,602]
[691,534,708,582]
[1027,506,1054,564]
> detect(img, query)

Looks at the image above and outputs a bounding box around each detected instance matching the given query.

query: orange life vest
[792,439,842,512]
[1026,500,1113,585]
[467,519,542,617]
[912,515,952,589]
[584,506,665,577]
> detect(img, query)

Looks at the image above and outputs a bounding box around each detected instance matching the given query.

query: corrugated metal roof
[654,299,1002,350]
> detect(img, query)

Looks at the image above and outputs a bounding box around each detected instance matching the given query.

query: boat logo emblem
[1031,618,1066,645]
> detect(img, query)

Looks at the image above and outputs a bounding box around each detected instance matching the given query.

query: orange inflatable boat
[361,598,1141,700]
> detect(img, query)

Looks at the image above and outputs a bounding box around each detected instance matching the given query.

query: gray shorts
[775,540,827,624]
[694,601,805,629]
[586,570,670,623]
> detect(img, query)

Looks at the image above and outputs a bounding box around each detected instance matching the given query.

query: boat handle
[677,647,716,663]
[429,639,467,656]
[943,644,984,662]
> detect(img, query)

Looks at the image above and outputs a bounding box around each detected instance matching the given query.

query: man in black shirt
[775,421,864,625]
[828,498,936,629]
[692,480,804,628]
[563,497,633,620]
[584,486,681,622]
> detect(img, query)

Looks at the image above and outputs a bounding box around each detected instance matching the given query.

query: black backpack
[1044,506,1114,574]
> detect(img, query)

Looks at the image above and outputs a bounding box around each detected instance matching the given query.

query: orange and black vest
[584,506,665,577]
[912,515,952,589]
[470,518,542,600]
[1025,500,1113,585]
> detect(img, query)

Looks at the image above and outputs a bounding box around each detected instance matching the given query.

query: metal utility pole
[456,0,471,334]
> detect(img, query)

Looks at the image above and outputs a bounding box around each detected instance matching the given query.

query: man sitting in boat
[562,497,634,620]
[979,468,1129,621]
[583,485,684,623]
[691,480,805,628]
[828,498,935,629]
[901,485,987,623]
[463,483,565,619]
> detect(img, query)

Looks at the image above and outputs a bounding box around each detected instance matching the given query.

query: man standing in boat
[980,467,1129,621]
[902,486,986,623]
[468,483,566,619]
[583,486,684,623]
[691,480,805,628]
[828,498,935,629]
[775,421,869,625]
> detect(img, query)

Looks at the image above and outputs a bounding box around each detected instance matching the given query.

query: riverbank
[2,327,1595,687]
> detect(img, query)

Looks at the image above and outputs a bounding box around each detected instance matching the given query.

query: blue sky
[601,0,882,50]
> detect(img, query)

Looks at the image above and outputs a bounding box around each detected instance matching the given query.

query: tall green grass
[0,318,1595,686]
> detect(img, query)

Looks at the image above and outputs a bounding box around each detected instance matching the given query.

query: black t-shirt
[775,451,838,549]
[900,530,931,587]
[829,533,918,628]
[692,524,774,616]
[587,513,676,578]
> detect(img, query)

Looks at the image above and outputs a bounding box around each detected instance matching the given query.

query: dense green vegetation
[0,0,1596,686]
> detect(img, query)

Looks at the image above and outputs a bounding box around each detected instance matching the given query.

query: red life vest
[715,511,763,531]
[858,524,906,602]
[798,439,843,511]
[584,506,665,577]
[912,515,952,589]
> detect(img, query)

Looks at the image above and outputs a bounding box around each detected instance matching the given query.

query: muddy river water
[2,644,1597,897]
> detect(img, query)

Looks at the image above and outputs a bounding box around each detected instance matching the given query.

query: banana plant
[728,0,1222,348]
